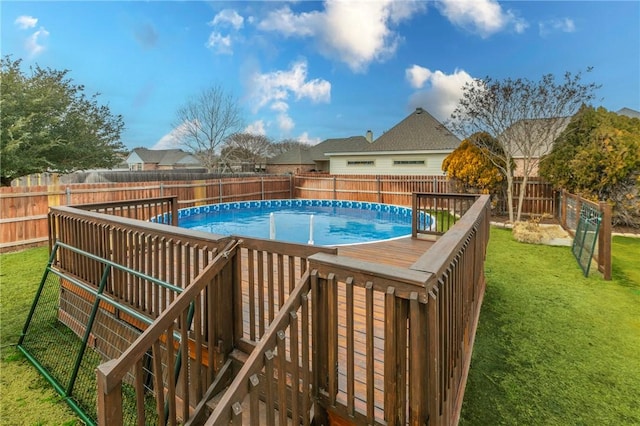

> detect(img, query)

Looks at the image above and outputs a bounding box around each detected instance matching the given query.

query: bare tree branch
[172,85,244,171]
[449,70,600,222]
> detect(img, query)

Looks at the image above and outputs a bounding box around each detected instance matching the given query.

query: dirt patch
[512,221,572,246]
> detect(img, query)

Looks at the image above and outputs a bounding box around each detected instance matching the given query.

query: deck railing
[96,239,241,425]
[45,193,490,425]
[233,238,337,354]
[74,196,179,226]
[205,270,315,425]
[48,206,229,320]
[412,193,479,237]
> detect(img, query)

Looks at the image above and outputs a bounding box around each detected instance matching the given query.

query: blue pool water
[177,199,430,246]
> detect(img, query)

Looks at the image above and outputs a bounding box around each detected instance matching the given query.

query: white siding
[126,152,144,166]
[330,153,450,175]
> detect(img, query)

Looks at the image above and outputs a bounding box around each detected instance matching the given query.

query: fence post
[290,174,293,199]
[219,179,223,204]
[261,177,265,200]
[598,202,612,280]
[333,177,337,200]
[377,176,381,203]
[560,190,567,228]
[160,183,164,197]
[66,187,71,205]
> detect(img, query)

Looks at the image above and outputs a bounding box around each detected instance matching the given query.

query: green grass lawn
[1,230,638,425]
[0,246,81,425]
[460,229,640,425]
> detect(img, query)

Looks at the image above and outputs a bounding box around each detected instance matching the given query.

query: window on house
[393,160,426,166]
[347,160,375,166]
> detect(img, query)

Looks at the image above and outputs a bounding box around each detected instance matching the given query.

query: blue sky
[2,1,639,150]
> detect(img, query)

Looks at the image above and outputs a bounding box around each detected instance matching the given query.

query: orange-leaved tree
[442,132,505,195]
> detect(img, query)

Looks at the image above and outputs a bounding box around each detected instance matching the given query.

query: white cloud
[277,113,295,132]
[407,67,474,122]
[297,132,321,145]
[539,18,576,37]
[406,65,432,89]
[436,0,528,37]
[245,120,266,135]
[258,1,426,72]
[25,27,50,57]
[15,15,38,29]
[210,9,244,30]
[250,59,331,112]
[206,32,232,54]
[258,6,317,37]
[152,122,193,150]
[270,101,289,113]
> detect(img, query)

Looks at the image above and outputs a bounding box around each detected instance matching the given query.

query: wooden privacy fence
[494,179,556,218]
[557,190,612,280]
[0,177,291,252]
[293,174,452,205]
[2,173,554,252]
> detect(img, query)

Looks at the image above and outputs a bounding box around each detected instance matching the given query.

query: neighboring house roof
[157,150,201,166]
[617,107,640,119]
[267,136,371,165]
[505,116,571,159]
[268,146,314,165]
[362,107,460,153]
[309,136,371,161]
[127,148,201,166]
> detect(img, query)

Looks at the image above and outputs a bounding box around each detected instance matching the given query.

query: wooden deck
[336,236,435,268]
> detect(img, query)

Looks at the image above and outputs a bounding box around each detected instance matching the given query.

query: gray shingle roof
[267,136,371,164]
[268,146,314,165]
[130,148,200,166]
[617,107,640,119]
[363,108,460,152]
[309,136,371,160]
[505,117,571,158]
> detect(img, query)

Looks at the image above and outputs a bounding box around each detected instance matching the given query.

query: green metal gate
[571,203,602,277]
[18,241,182,425]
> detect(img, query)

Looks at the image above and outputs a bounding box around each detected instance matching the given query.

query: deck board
[336,236,434,268]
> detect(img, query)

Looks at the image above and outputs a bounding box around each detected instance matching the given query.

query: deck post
[96,359,123,425]
[409,292,427,425]
[310,269,330,425]
[412,193,418,239]
[170,196,179,226]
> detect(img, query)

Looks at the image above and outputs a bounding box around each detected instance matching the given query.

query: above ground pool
[178,199,432,246]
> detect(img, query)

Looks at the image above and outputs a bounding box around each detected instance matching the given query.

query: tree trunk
[505,174,515,223]
[516,174,529,222]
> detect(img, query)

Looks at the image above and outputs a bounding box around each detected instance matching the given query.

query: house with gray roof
[326,107,460,175]
[266,136,372,174]
[617,107,640,119]
[126,148,202,171]
[505,116,571,177]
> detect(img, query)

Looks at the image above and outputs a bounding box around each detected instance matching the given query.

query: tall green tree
[449,71,599,222]
[540,106,640,227]
[0,56,125,185]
